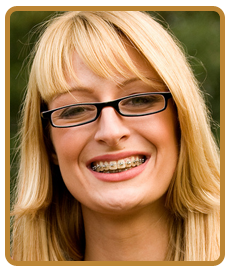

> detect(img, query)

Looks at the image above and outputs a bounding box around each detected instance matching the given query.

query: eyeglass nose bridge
[95,99,122,119]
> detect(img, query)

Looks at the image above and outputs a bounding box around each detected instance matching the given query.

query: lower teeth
[102,168,130,174]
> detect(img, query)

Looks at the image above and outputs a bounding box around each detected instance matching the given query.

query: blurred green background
[10,11,220,183]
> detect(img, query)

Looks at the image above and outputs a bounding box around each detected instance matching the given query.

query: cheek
[156,109,179,176]
[138,106,179,175]
[156,110,179,159]
[50,129,91,198]
[158,118,179,150]
[51,128,89,165]
[140,110,179,151]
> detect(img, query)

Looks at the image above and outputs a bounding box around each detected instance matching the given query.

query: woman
[11,11,220,261]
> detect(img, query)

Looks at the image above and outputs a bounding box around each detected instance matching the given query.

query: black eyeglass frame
[41,92,172,128]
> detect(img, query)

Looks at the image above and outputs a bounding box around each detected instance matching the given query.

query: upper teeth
[91,156,145,172]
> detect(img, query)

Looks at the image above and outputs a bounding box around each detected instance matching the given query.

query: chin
[88,188,153,215]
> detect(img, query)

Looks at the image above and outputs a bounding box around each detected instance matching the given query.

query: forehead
[67,46,161,86]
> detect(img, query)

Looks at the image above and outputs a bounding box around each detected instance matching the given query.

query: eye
[59,106,87,118]
[129,96,151,105]
[122,95,161,107]
[53,104,97,121]
[119,94,165,115]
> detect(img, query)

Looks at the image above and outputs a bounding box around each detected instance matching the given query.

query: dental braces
[92,158,145,171]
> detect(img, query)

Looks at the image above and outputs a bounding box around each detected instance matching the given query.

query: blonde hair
[11,11,220,261]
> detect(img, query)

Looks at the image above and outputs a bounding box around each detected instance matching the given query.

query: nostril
[94,108,131,146]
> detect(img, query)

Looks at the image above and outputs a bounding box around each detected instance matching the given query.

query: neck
[82,203,170,261]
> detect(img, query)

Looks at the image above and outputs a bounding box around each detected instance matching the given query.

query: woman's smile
[91,156,145,173]
[87,152,150,181]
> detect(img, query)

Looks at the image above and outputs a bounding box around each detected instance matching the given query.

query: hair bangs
[70,12,150,84]
[30,13,77,103]
[33,11,155,103]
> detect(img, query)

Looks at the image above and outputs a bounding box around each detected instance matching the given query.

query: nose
[94,107,130,147]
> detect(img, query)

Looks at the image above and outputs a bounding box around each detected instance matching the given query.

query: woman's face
[49,47,179,215]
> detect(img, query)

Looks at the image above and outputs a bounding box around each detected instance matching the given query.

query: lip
[87,151,150,182]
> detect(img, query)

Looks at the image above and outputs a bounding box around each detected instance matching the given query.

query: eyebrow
[118,77,141,87]
[69,86,95,94]
[118,77,166,88]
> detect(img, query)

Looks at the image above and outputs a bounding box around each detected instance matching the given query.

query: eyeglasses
[41,92,172,128]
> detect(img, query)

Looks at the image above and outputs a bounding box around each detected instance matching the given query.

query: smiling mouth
[91,155,146,173]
